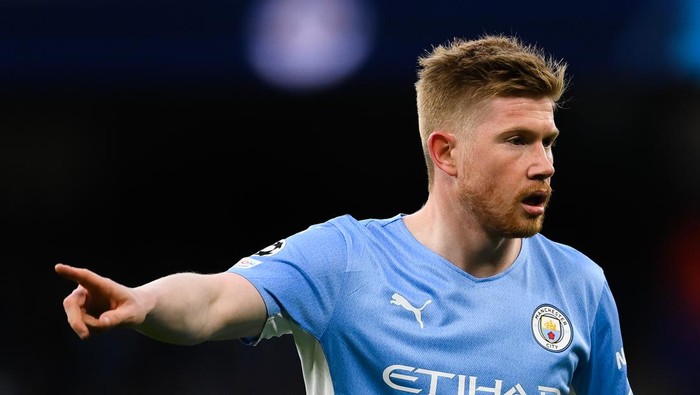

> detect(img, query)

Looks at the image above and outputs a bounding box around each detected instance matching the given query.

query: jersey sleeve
[572,280,633,394]
[227,221,349,343]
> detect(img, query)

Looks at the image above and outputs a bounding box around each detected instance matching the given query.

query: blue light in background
[0,1,697,91]
[671,0,700,79]
[245,0,376,92]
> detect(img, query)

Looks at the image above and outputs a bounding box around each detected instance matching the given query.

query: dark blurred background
[2,0,699,394]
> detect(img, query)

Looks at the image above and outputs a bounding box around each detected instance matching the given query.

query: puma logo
[390,293,432,329]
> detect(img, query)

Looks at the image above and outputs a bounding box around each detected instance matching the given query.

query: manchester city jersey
[228,214,632,395]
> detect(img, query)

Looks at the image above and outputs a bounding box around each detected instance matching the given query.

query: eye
[543,138,557,148]
[507,136,526,145]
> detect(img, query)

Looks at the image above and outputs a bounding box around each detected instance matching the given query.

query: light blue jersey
[228,214,632,395]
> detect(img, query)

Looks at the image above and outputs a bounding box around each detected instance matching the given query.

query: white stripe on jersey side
[255,313,334,395]
[290,321,334,395]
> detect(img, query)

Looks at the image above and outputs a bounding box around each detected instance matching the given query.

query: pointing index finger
[55,263,103,287]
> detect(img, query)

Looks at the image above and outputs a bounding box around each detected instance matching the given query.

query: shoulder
[283,214,402,256]
[528,233,606,283]
[528,234,615,334]
[311,213,404,240]
[325,213,403,230]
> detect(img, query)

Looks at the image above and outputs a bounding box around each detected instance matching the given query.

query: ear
[428,131,458,177]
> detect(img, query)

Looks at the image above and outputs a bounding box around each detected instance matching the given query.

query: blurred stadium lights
[245,0,376,92]
[659,213,700,386]
[612,0,700,84]
[2,0,700,93]
[672,0,700,79]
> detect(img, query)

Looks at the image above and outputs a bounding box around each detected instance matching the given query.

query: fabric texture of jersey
[228,214,632,395]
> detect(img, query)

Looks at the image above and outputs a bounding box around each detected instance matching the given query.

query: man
[57,34,633,394]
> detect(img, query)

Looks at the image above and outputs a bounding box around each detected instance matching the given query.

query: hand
[55,263,146,340]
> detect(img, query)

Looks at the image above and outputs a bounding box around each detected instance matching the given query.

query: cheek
[464,162,500,192]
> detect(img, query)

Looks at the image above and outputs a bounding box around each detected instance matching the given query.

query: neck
[402,196,522,278]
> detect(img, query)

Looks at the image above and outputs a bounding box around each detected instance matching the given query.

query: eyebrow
[547,129,560,139]
[499,128,560,139]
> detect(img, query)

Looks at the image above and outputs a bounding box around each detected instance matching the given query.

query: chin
[499,217,545,238]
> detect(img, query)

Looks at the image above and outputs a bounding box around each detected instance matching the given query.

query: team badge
[233,257,262,269]
[531,304,573,352]
[254,239,286,256]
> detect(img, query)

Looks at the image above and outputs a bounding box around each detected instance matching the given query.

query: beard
[458,177,551,238]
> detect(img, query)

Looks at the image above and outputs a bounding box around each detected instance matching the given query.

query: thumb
[84,311,120,335]
[99,313,114,327]
[97,307,137,329]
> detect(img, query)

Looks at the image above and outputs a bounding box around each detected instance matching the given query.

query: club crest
[531,304,573,352]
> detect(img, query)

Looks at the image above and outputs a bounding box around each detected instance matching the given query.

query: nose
[527,144,555,180]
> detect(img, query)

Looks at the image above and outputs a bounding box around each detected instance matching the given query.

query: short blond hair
[415,34,568,187]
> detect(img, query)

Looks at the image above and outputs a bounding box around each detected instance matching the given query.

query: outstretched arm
[55,263,267,345]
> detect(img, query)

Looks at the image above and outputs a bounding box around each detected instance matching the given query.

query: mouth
[521,190,550,216]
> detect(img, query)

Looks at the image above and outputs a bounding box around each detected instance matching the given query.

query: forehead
[473,96,558,135]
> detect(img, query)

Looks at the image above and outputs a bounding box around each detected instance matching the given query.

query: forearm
[134,272,265,345]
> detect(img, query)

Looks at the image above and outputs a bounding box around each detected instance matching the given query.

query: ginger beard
[457,173,552,239]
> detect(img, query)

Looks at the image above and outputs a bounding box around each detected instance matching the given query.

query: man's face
[457,96,559,238]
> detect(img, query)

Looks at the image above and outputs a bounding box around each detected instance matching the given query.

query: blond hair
[415,34,568,187]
